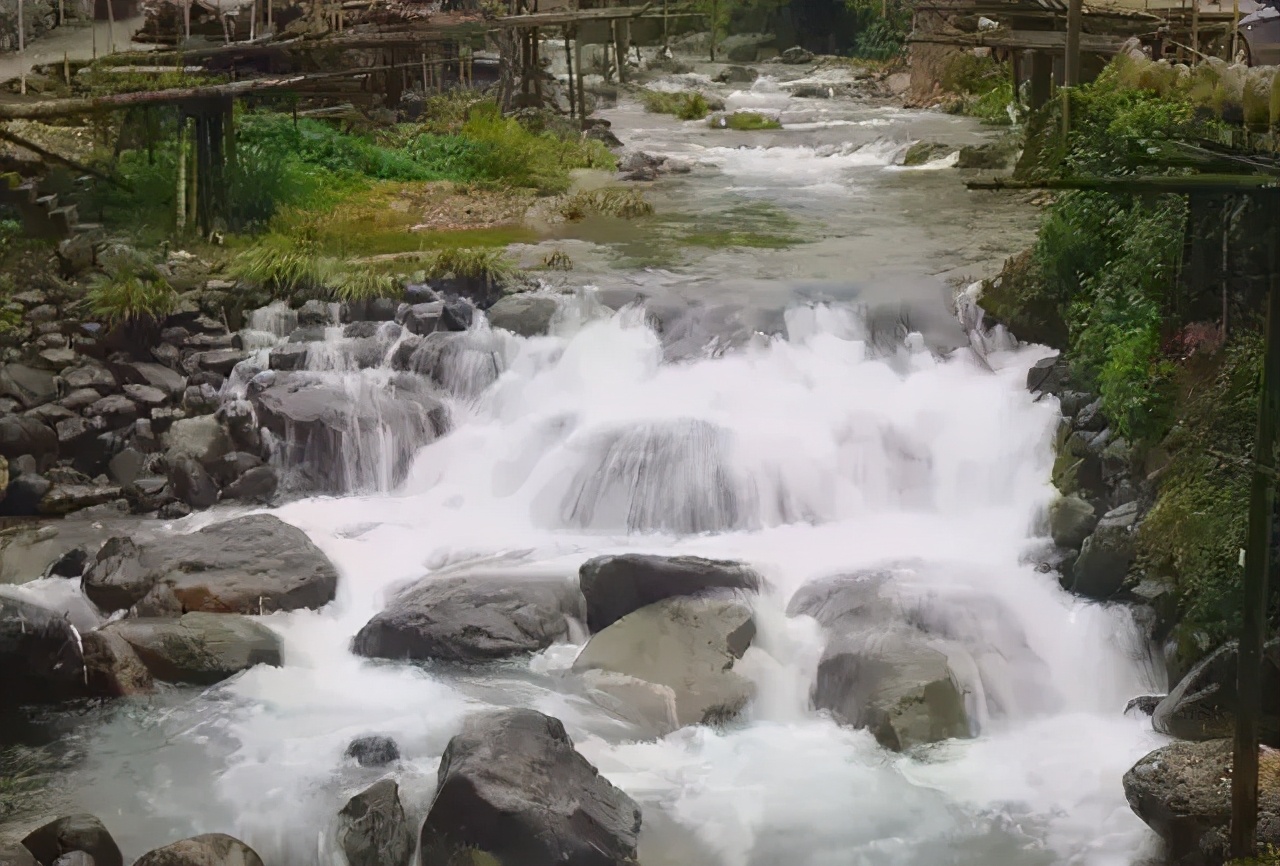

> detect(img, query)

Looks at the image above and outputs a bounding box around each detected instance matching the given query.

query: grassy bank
[982,56,1274,651]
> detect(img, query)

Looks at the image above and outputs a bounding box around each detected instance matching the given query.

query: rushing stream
[15,68,1168,866]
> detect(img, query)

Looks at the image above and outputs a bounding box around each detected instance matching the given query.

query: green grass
[941,53,1015,125]
[87,101,616,240]
[423,247,518,284]
[709,112,783,131]
[558,188,654,222]
[642,90,712,121]
[330,266,406,302]
[231,227,333,296]
[83,266,178,328]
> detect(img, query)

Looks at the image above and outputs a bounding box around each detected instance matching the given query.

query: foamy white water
[47,77,1167,866]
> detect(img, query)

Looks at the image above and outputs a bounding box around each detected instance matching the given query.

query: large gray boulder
[337,779,414,866]
[352,574,584,662]
[814,633,969,751]
[104,612,282,685]
[420,709,641,866]
[1,363,58,407]
[1153,638,1280,742]
[390,331,504,400]
[164,416,233,467]
[1071,501,1140,599]
[578,553,762,632]
[81,514,338,616]
[787,572,987,751]
[0,596,86,705]
[1123,739,1280,863]
[572,595,756,730]
[132,835,264,866]
[486,294,559,337]
[21,815,122,866]
[251,374,447,493]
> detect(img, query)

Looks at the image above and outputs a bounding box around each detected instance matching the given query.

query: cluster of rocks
[1,513,339,704]
[618,150,695,183]
[0,264,277,520]
[352,552,979,751]
[2,815,266,866]
[1029,355,1153,602]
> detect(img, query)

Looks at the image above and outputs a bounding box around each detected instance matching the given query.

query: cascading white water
[62,294,1165,866]
[46,76,1168,866]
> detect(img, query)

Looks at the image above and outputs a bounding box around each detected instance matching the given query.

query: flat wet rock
[81,514,338,616]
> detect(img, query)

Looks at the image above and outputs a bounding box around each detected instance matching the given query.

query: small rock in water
[338,780,414,866]
[21,815,122,866]
[345,735,400,767]
[420,709,640,866]
[1,842,38,866]
[1125,695,1163,717]
[52,853,95,866]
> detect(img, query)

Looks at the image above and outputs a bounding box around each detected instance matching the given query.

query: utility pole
[1064,0,1082,86]
[1231,189,1280,860]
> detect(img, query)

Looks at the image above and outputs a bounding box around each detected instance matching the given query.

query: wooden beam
[1064,0,1083,83]
[909,28,1129,54]
[494,3,650,28]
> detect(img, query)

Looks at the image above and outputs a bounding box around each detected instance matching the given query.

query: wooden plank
[909,28,1129,53]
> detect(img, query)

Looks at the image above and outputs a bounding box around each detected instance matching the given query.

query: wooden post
[574,26,585,120]
[1029,50,1051,110]
[17,0,24,96]
[1230,189,1280,860]
[421,51,428,93]
[564,30,576,119]
[1065,0,1082,86]
[710,0,719,61]
[57,0,63,27]
[1191,0,1200,65]
[106,0,115,54]
[1060,85,1072,138]
[1231,0,1240,61]
[63,52,70,87]
[1011,50,1022,108]
[183,0,191,42]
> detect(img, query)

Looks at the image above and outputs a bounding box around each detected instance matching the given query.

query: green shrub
[459,103,615,193]
[83,272,177,327]
[642,90,712,121]
[941,53,1015,125]
[1139,335,1261,646]
[709,111,783,131]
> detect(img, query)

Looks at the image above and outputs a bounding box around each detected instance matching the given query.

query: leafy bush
[642,90,712,121]
[941,53,1015,125]
[84,272,177,327]
[458,103,615,193]
[709,111,782,131]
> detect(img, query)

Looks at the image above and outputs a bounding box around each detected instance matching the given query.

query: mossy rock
[902,142,951,166]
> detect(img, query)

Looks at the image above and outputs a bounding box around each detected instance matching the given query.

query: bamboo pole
[1230,189,1280,860]
[176,118,187,232]
[183,0,191,42]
